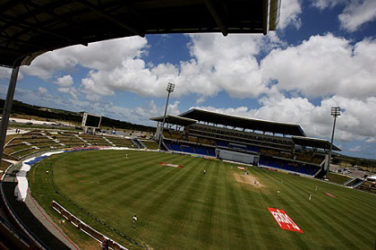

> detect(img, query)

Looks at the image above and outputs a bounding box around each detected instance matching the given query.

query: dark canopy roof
[292,136,341,151]
[0,0,280,67]
[179,108,305,136]
[150,115,197,126]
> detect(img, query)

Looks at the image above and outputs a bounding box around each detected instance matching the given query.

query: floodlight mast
[158,82,175,150]
[326,106,341,179]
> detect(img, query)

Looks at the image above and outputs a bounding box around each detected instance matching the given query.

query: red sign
[268,208,304,233]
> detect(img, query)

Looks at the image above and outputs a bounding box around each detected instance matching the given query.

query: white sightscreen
[216,149,259,164]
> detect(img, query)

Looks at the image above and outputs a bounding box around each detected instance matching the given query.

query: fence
[52,200,128,250]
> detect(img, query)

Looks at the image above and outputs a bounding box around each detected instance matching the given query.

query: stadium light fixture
[158,82,175,150]
[326,106,341,179]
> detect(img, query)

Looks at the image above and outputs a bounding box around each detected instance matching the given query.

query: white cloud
[77,33,269,99]
[18,33,285,101]
[279,0,302,30]
[312,0,347,10]
[311,0,376,32]
[0,67,23,81]
[167,101,181,116]
[339,0,376,32]
[38,87,48,94]
[0,67,11,79]
[15,32,376,111]
[196,96,206,104]
[261,34,376,99]
[57,87,78,99]
[21,36,147,80]
[55,75,74,87]
[366,137,376,143]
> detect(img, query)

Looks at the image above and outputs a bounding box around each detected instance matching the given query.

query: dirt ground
[233,172,264,189]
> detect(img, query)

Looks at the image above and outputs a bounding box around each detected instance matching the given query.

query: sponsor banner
[268,208,304,233]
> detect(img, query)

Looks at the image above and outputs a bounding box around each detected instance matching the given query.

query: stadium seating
[181,145,194,153]
[259,156,319,176]
[216,140,228,147]
[2,130,149,160]
[164,140,217,157]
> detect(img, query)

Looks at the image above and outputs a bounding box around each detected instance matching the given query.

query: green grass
[29,150,376,249]
[141,140,159,149]
[328,172,352,184]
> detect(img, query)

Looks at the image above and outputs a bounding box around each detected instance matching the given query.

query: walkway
[1,162,79,249]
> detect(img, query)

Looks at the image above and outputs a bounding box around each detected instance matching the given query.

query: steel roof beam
[204,0,228,36]
[77,0,145,37]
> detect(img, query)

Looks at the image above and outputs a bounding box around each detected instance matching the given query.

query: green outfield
[29,150,376,249]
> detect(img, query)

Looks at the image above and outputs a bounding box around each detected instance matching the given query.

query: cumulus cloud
[279,0,302,30]
[18,33,288,101]
[76,33,271,99]
[13,31,376,106]
[55,75,74,87]
[311,0,376,32]
[261,34,376,99]
[0,67,11,79]
[21,36,147,80]
[16,32,376,110]
[339,0,376,32]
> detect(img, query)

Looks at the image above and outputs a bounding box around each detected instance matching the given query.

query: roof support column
[0,67,20,164]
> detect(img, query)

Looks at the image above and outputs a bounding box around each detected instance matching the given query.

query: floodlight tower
[326,106,341,179]
[158,82,175,150]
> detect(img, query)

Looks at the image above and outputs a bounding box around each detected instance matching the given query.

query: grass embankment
[29,150,376,249]
[327,172,352,185]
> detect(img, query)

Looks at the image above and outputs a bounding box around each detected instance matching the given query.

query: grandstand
[151,108,341,177]
[2,130,158,162]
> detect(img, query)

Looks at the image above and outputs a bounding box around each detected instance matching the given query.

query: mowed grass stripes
[29,150,376,249]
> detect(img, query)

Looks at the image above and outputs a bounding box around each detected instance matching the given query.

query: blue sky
[1,0,376,159]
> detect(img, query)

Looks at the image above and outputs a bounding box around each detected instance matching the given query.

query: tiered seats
[195,147,207,155]
[104,136,136,148]
[198,138,216,146]
[79,134,112,146]
[52,132,86,147]
[165,140,216,157]
[207,148,216,156]
[163,130,183,140]
[247,145,260,152]
[216,140,228,147]
[259,156,319,176]
[187,136,198,143]
[181,145,194,153]
[165,142,181,151]
[188,124,293,152]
